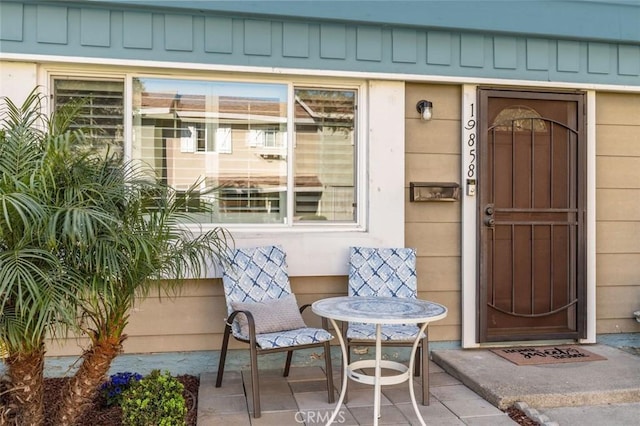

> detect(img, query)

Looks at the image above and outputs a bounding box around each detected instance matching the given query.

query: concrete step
[431,344,640,410]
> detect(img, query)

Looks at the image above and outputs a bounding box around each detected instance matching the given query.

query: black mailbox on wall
[410,182,460,202]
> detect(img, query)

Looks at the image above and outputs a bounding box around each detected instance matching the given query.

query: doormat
[490,345,607,366]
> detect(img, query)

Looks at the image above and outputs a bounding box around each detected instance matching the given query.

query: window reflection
[294,89,356,222]
[131,79,357,225]
[133,78,288,224]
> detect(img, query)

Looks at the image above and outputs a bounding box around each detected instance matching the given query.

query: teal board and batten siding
[1,1,639,85]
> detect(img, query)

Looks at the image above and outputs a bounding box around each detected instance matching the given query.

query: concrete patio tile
[395,399,455,417]
[249,410,302,426]
[344,388,393,408]
[198,412,251,426]
[199,394,248,415]
[462,414,518,425]
[254,375,292,384]
[395,400,465,425]
[294,390,346,411]
[289,379,334,394]
[200,371,245,396]
[381,383,423,404]
[242,369,289,383]
[344,381,377,393]
[244,378,293,395]
[539,403,640,426]
[430,384,484,401]
[287,366,328,381]
[429,360,445,373]
[441,397,506,418]
[421,419,466,426]
[348,404,410,425]
[429,371,462,387]
[301,408,359,426]
[246,391,299,414]
[242,368,287,380]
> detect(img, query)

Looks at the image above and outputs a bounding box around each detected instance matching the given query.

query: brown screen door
[478,89,586,342]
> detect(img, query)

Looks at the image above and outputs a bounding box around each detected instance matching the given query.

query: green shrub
[121,370,186,426]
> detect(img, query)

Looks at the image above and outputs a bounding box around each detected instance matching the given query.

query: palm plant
[1,89,232,425]
[45,136,231,424]
[0,90,108,425]
[53,168,232,424]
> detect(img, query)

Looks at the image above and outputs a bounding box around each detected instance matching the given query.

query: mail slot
[410,182,460,202]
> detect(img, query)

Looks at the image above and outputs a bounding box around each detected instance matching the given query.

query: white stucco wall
[0,62,39,106]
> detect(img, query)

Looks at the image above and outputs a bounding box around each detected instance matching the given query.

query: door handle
[484,204,495,228]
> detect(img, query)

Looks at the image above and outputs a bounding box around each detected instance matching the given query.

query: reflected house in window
[217,175,286,215]
[293,89,356,222]
[216,174,323,218]
[137,86,290,221]
[134,80,355,223]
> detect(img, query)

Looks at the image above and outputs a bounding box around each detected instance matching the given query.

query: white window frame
[180,125,197,153]
[215,127,232,153]
[41,66,404,277]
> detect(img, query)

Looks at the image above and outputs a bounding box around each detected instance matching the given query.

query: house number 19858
[464,103,476,178]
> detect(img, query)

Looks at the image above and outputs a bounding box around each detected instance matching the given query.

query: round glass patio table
[312,296,447,426]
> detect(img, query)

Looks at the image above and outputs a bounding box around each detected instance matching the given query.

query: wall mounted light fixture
[416,100,433,121]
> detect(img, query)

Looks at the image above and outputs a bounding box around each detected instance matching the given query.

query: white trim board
[3,52,640,93]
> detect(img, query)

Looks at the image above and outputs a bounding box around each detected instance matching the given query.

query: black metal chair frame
[216,303,335,418]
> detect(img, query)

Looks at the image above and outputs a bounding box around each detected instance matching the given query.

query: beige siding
[596,125,640,157]
[417,257,460,292]
[47,276,349,356]
[597,254,640,286]
[596,286,640,333]
[406,120,461,155]
[596,189,640,221]
[47,280,221,356]
[595,92,640,334]
[405,83,462,342]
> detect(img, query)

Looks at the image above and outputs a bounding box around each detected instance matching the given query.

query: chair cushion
[347,323,426,341]
[349,247,417,298]
[231,294,307,336]
[254,327,333,350]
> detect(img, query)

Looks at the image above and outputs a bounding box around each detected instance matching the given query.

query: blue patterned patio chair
[215,245,335,418]
[346,246,430,405]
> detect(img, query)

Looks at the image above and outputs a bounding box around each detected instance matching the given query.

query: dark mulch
[41,374,199,426]
[505,406,541,426]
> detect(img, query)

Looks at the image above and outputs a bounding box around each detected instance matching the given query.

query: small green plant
[121,369,186,426]
[99,372,143,406]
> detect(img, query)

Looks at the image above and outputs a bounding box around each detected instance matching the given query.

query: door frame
[460,84,597,348]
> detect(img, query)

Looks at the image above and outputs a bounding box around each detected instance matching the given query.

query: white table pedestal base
[311,297,447,426]
[347,359,409,386]
[324,319,428,426]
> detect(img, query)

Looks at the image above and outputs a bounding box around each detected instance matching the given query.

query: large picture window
[54,76,358,226]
